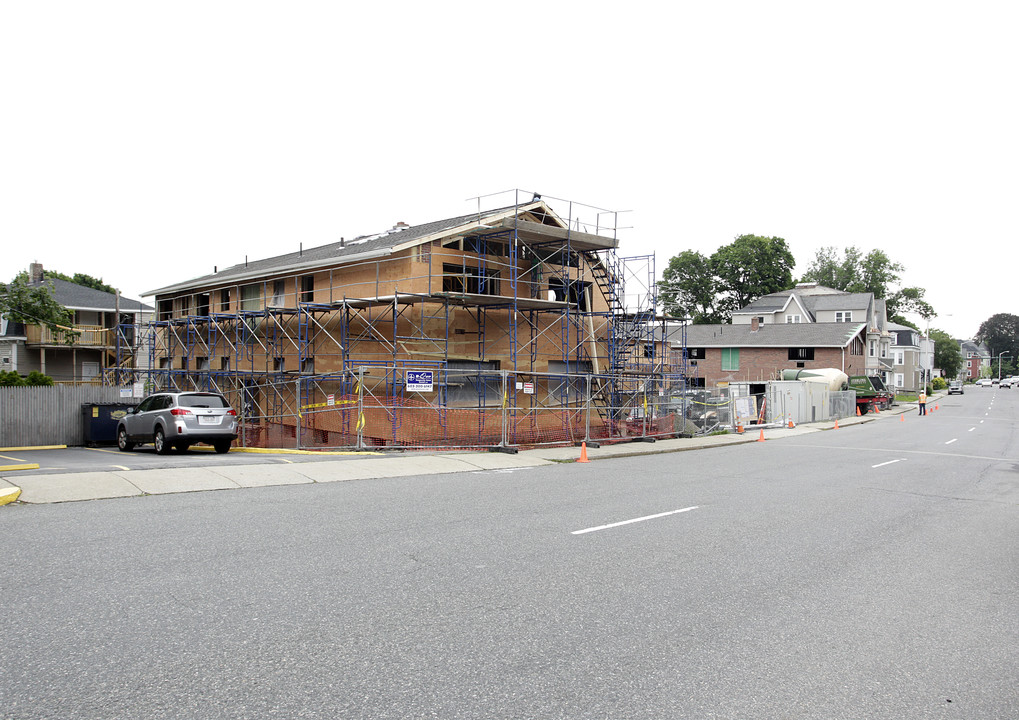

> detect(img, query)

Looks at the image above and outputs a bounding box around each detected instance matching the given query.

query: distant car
[948,381,964,395]
[117,391,238,454]
[1000,377,1014,388]
[977,379,993,386]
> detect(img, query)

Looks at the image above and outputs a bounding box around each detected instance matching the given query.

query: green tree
[929,329,963,379]
[658,250,722,323]
[800,245,865,291]
[0,272,77,341]
[711,235,795,315]
[857,249,903,298]
[976,313,1019,367]
[799,245,933,323]
[887,286,935,326]
[44,270,117,295]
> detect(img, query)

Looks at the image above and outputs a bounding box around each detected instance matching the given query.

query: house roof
[959,339,989,355]
[733,285,874,323]
[30,278,151,313]
[805,292,872,313]
[679,322,868,348]
[145,200,618,298]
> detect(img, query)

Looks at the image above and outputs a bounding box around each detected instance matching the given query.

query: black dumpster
[81,403,137,446]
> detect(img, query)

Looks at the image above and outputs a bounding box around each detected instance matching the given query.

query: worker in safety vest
[918,389,927,416]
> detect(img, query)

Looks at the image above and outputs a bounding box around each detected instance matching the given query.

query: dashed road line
[872,459,904,468]
[572,506,700,535]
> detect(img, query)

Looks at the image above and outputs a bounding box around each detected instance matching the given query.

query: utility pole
[997,353,1011,380]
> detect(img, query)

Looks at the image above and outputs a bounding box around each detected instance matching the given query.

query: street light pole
[998,353,1011,380]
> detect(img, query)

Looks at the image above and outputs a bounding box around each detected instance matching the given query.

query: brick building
[676,319,868,387]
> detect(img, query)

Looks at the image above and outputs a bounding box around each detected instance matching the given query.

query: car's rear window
[178,394,230,409]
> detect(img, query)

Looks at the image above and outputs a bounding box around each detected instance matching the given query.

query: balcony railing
[25,324,112,347]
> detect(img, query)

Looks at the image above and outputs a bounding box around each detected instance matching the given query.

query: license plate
[198,415,219,425]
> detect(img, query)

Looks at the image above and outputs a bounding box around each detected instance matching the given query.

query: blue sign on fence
[406,370,434,392]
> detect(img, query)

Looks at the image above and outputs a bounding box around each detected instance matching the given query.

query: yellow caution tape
[300,399,356,411]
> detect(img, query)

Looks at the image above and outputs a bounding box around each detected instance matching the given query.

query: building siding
[693,346,865,386]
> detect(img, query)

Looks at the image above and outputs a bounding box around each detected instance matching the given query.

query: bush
[0,370,55,386]
[0,370,25,386]
[931,377,947,391]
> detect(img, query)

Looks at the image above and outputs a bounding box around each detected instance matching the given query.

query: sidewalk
[1,400,925,505]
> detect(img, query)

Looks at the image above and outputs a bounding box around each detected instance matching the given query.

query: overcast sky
[3,2,1015,340]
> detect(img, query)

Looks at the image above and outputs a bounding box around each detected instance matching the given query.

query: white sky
[2,2,1015,340]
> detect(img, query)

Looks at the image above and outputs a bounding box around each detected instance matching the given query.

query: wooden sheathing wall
[146,235,622,446]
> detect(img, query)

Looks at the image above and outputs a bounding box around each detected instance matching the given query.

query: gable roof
[680,322,868,348]
[806,292,872,313]
[733,285,875,324]
[959,339,989,356]
[145,200,618,298]
[29,278,151,313]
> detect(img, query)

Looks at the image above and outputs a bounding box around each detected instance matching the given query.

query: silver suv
[117,392,238,454]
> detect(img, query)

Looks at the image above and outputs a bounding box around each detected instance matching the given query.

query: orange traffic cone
[757,429,766,442]
[900,414,905,422]
[935,404,939,411]
[577,442,590,463]
[856,406,862,416]
[788,418,795,429]
[834,418,840,429]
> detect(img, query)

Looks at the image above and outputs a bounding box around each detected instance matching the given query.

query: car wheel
[117,427,134,452]
[154,427,172,455]
[214,441,231,454]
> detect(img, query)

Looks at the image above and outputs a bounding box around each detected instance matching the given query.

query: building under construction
[114,192,689,449]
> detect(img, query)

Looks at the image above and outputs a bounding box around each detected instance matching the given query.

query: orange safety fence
[236,393,690,451]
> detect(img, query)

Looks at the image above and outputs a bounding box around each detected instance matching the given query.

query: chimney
[751,317,760,332]
[29,262,44,283]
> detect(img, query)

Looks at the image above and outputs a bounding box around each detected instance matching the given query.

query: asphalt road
[1,389,1016,719]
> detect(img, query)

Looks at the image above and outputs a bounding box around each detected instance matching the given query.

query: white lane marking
[872,459,904,468]
[968,427,975,432]
[572,506,699,535]
[111,465,131,471]
[945,439,958,445]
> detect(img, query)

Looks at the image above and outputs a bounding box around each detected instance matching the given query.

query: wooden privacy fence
[0,385,130,447]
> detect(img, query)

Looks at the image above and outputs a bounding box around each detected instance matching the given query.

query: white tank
[780,368,849,392]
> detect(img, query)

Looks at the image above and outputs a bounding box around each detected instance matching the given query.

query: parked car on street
[948,381,964,395]
[1000,377,1014,388]
[977,379,993,387]
[117,391,238,454]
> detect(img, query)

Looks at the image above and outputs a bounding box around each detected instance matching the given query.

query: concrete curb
[0,464,40,472]
[0,486,21,505]
[0,445,67,452]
